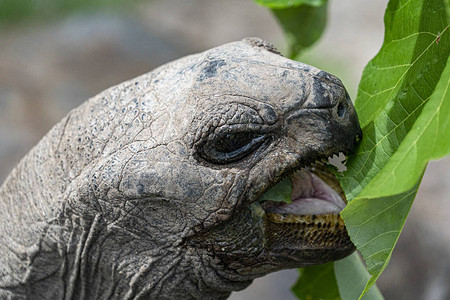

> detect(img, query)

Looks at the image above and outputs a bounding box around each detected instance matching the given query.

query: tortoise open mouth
[260,161,346,216]
[258,161,354,253]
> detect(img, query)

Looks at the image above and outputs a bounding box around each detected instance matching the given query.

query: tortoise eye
[199,132,266,164]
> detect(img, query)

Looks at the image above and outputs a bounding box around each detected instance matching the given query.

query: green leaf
[259,177,292,203]
[339,0,449,201]
[290,253,385,300]
[292,262,340,300]
[272,3,327,58]
[353,1,449,129]
[338,0,449,298]
[254,0,326,9]
[341,182,420,298]
[359,54,450,199]
[334,253,384,300]
[254,0,328,58]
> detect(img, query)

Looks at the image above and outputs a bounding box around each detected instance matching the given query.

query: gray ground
[0,0,449,299]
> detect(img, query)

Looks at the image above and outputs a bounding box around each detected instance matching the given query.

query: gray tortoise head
[0,38,361,299]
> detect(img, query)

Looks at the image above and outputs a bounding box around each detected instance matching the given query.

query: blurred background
[0,0,449,299]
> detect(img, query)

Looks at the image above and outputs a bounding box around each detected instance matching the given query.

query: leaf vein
[357,24,447,114]
[351,189,416,229]
[365,248,391,261]
[358,230,400,250]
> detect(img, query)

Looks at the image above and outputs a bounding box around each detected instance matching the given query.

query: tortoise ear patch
[242,37,282,56]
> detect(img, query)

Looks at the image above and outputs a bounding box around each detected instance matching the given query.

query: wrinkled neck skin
[0,84,250,299]
[0,66,258,299]
[0,39,360,299]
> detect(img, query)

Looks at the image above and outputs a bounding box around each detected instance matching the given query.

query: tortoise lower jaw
[265,212,354,251]
[232,209,355,275]
[233,210,355,276]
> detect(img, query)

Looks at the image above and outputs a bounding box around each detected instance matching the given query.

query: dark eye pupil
[216,132,255,153]
[198,131,267,164]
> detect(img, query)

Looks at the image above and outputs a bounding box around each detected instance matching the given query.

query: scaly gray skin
[0,38,361,299]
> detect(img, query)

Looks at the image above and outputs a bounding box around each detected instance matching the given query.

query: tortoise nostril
[337,100,347,118]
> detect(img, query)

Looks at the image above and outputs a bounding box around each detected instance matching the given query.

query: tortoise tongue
[266,168,346,215]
